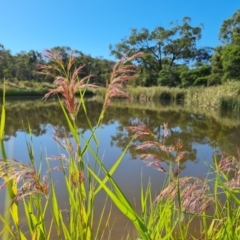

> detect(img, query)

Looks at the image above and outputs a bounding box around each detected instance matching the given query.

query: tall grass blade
[51,182,60,233]
[93,137,134,195]
[0,79,6,141]
[59,211,71,240]
[59,98,79,144]
[0,214,15,238]
[79,90,98,145]
[87,167,151,240]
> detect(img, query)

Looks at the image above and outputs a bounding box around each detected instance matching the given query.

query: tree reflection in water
[2,98,240,166]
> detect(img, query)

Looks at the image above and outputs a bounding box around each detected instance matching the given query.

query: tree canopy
[208,9,240,84]
[1,9,240,88]
[0,45,115,85]
[219,9,240,45]
[110,17,212,87]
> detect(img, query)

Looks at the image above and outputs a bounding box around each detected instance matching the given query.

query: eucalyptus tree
[219,9,240,45]
[110,17,211,86]
[14,50,39,81]
[209,9,240,83]
[0,44,15,80]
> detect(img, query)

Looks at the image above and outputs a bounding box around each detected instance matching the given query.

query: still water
[1,97,240,238]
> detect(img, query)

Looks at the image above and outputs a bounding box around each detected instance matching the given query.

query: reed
[127,86,185,102]
[94,81,240,112]
[0,51,240,240]
[184,81,240,109]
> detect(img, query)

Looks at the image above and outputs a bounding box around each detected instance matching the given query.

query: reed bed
[93,86,186,102]
[0,88,49,97]
[0,51,240,240]
[0,80,95,98]
[93,81,240,112]
[129,82,240,112]
[185,81,240,110]
[127,86,186,102]
[0,80,51,97]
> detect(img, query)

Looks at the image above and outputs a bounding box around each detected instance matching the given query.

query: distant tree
[210,46,224,75]
[207,46,224,85]
[158,67,181,87]
[13,50,40,81]
[222,45,240,81]
[209,9,240,83]
[180,63,211,87]
[219,9,240,45]
[110,17,212,86]
[0,45,14,80]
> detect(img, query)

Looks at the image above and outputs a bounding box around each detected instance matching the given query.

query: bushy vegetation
[94,81,240,112]
[184,81,240,110]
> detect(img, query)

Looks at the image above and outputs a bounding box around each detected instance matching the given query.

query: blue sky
[0,1,239,60]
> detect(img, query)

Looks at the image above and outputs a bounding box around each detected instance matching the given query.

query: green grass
[1,52,240,239]
[94,81,240,112]
[127,86,185,102]
[3,78,240,113]
[184,81,240,110]
[0,80,96,98]
[92,86,186,102]
[0,80,52,97]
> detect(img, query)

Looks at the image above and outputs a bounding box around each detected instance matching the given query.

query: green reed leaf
[0,80,5,141]
[0,214,15,238]
[87,167,151,240]
[51,182,60,230]
[59,211,72,240]
[59,98,79,144]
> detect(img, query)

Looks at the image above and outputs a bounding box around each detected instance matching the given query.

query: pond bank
[1,80,240,111]
[93,81,240,112]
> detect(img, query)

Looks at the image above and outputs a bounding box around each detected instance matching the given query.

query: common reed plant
[184,81,240,110]
[0,50,154,240]
[94,81,240,113]
[125,120,240,239]
[1,50,240,240]
[127,86,186,102]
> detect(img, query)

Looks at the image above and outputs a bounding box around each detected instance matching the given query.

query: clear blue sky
[0,1,239,60]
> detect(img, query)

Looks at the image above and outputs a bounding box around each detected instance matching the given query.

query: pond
[1,97,240,239]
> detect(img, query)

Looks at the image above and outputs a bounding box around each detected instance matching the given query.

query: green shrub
[207,73,222,86]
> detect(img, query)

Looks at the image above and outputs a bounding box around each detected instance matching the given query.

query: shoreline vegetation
[83,81,240,112]
[93,81,240,112]
[2,79,240,112]
[1,50,240,239]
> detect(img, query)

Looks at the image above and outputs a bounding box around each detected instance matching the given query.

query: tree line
[0,46,115,86]
[110,9,240,87]
[1,9,240,88]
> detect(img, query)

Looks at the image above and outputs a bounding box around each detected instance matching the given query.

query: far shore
[1,80,240,112]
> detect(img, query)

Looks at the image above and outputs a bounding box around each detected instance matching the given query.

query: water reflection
[2,98,240,173]
[1,97,240,237]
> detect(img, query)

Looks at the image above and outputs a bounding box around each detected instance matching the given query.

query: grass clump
[0,80,53,97]
[92,86,186,102]
[0,79,96,98]
[0,51,240,240]
[127,86,186,102]
[184,81,240,109]
[95,81,240,112]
